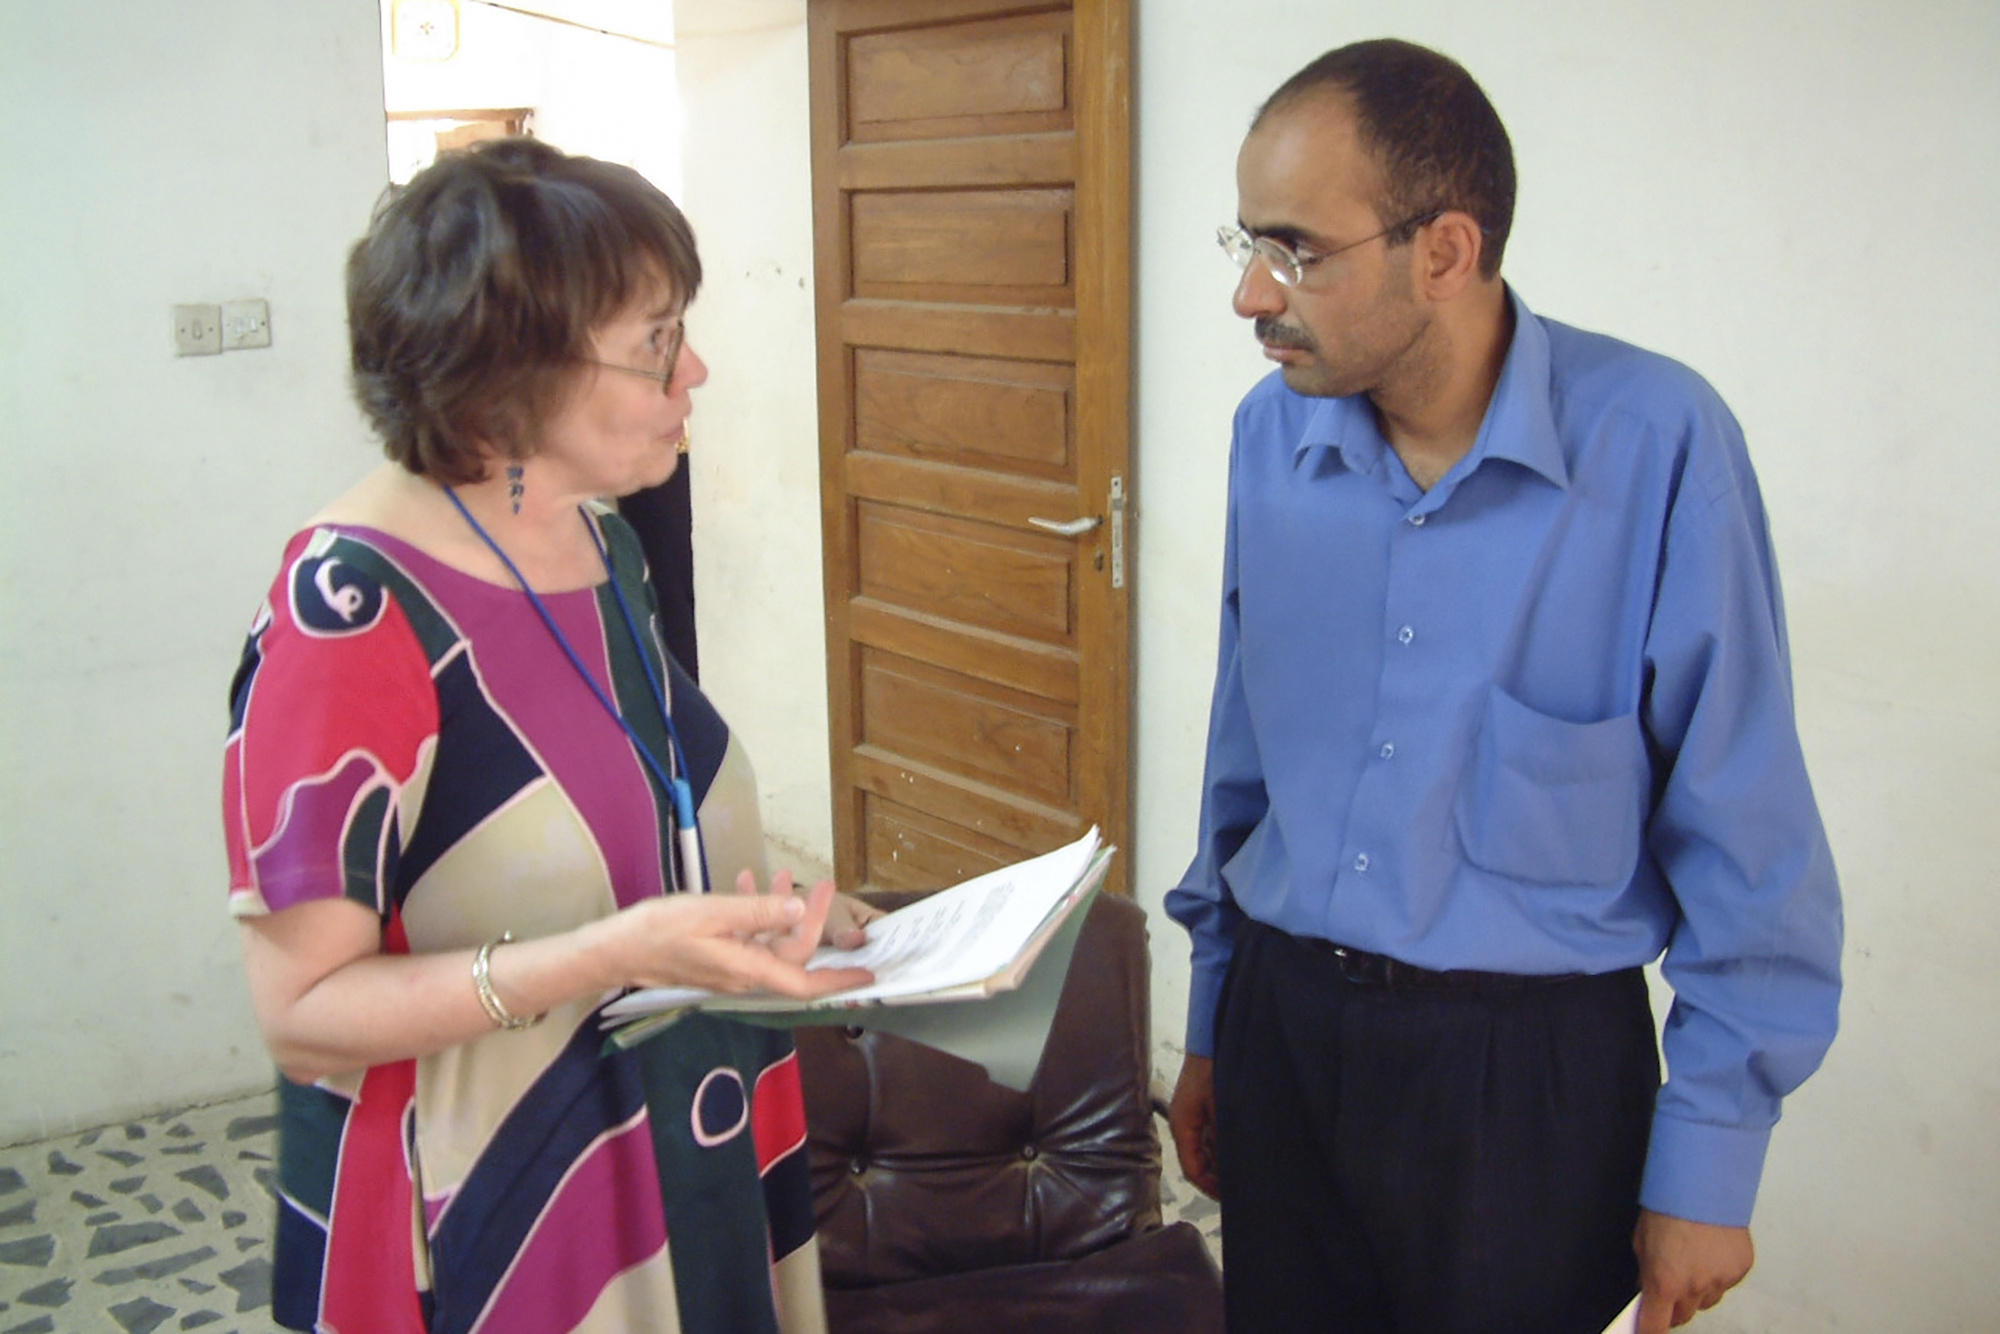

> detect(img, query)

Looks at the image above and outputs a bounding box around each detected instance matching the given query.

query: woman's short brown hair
[346,137,702,484]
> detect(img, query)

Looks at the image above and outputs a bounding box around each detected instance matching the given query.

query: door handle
[1029,474,1125,589]
[1028,514,1102,536]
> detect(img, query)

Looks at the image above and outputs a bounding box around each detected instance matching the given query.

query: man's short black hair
[1258,39,1515,278]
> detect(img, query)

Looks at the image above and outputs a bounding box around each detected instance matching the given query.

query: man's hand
[1168,1053,1221,1200]
[1633,1209,1754,1331]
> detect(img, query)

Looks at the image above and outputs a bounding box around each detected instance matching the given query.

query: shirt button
[1410,513,1426,526]
[1353,853,1370,872]
[1379,742,1395,759]
[1396,625,1414,645]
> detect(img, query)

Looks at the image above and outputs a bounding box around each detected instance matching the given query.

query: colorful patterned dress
[222,513,825,1334]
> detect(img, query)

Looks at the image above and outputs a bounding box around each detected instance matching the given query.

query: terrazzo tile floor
[0,1093,282,1333]
[2,1088,1222,1332]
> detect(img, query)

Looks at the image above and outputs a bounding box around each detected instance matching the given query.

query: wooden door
[808,0,1133,895]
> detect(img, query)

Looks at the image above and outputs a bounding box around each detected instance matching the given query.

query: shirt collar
[1471,287,1567,489]
[1291,286,1568,492]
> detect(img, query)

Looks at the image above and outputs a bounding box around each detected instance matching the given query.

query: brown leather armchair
[794,892,1224,1334]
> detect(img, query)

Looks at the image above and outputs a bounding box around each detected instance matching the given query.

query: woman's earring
[506,463,525,515]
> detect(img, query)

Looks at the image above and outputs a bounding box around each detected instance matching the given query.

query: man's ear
[1415,210,1486,301]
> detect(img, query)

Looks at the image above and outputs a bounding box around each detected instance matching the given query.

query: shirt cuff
[1183,964,1227,1060]
[1639,1112,1772,1227]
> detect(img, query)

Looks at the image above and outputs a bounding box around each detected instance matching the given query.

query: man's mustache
[1254,317,1315,351]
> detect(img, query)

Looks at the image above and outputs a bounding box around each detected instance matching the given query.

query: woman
[223,137,873,1334]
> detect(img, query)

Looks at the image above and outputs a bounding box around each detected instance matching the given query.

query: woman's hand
[822,890,884,950]
[730,871,882,953]
[599,880,873,998]
[239,878,878,1085]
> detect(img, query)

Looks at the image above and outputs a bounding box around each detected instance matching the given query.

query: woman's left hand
[732,872,881,960]
[821,892,883,951]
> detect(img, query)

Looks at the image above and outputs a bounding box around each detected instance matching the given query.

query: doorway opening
[378,0,683,192]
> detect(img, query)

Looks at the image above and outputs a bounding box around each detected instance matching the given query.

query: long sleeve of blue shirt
[1165,289,1843,1227]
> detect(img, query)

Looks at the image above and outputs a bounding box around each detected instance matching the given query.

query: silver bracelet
[472,932,544,1031]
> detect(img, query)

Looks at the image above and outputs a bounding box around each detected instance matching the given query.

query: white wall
[1131,2,2000,1331]
[673,0,835,870]
[0,1,389,1141]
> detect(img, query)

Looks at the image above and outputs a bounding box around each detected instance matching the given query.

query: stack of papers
[600,828,1115,1090]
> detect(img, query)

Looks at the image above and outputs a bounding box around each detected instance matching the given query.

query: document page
[604,827,1101,1018]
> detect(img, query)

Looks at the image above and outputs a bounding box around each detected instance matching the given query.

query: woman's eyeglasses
[589,319,686,392]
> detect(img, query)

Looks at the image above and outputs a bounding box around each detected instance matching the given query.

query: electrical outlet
[222,299,271,350]
[173,304,222,356]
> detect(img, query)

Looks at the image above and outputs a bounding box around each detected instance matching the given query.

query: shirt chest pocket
[1452,685,1649,889]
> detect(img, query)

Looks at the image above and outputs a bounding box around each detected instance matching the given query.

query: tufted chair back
[795,892,1223,1333]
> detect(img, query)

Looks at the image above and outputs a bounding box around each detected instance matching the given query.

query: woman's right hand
[588,878,874,999]
[242,883,875,1086]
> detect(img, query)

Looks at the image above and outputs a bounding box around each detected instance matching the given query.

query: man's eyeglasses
[589,318,685,393]
[1216,209,1444,289]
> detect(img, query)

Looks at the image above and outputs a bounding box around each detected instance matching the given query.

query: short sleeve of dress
[223,529,441,920]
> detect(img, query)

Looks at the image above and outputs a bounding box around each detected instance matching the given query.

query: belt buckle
[1330,945,1388,987]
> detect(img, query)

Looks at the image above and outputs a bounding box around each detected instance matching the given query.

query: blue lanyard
[446,488,709,894]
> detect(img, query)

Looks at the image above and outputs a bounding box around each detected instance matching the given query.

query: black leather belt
[1298,936,1584,993]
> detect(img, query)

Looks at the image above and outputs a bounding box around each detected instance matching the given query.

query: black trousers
[1213,920,1658,1334]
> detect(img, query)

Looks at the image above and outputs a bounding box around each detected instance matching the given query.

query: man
[1164,39,1842,1334]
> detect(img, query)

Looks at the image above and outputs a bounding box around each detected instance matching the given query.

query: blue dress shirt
[1165,289,1842,1227]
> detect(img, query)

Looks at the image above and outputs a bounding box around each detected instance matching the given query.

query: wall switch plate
[222,298,271,350]
[173,304,223,356]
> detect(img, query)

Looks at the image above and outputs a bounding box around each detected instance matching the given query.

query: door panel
[848,599,1078,702]
[846,11,1073,140]
[811,0,1131,894]
[859,653,1074,804]
[862,796,1024,892]
[854,349,1073,473]
[855,504,1076,639]
[851,187,1074,301]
